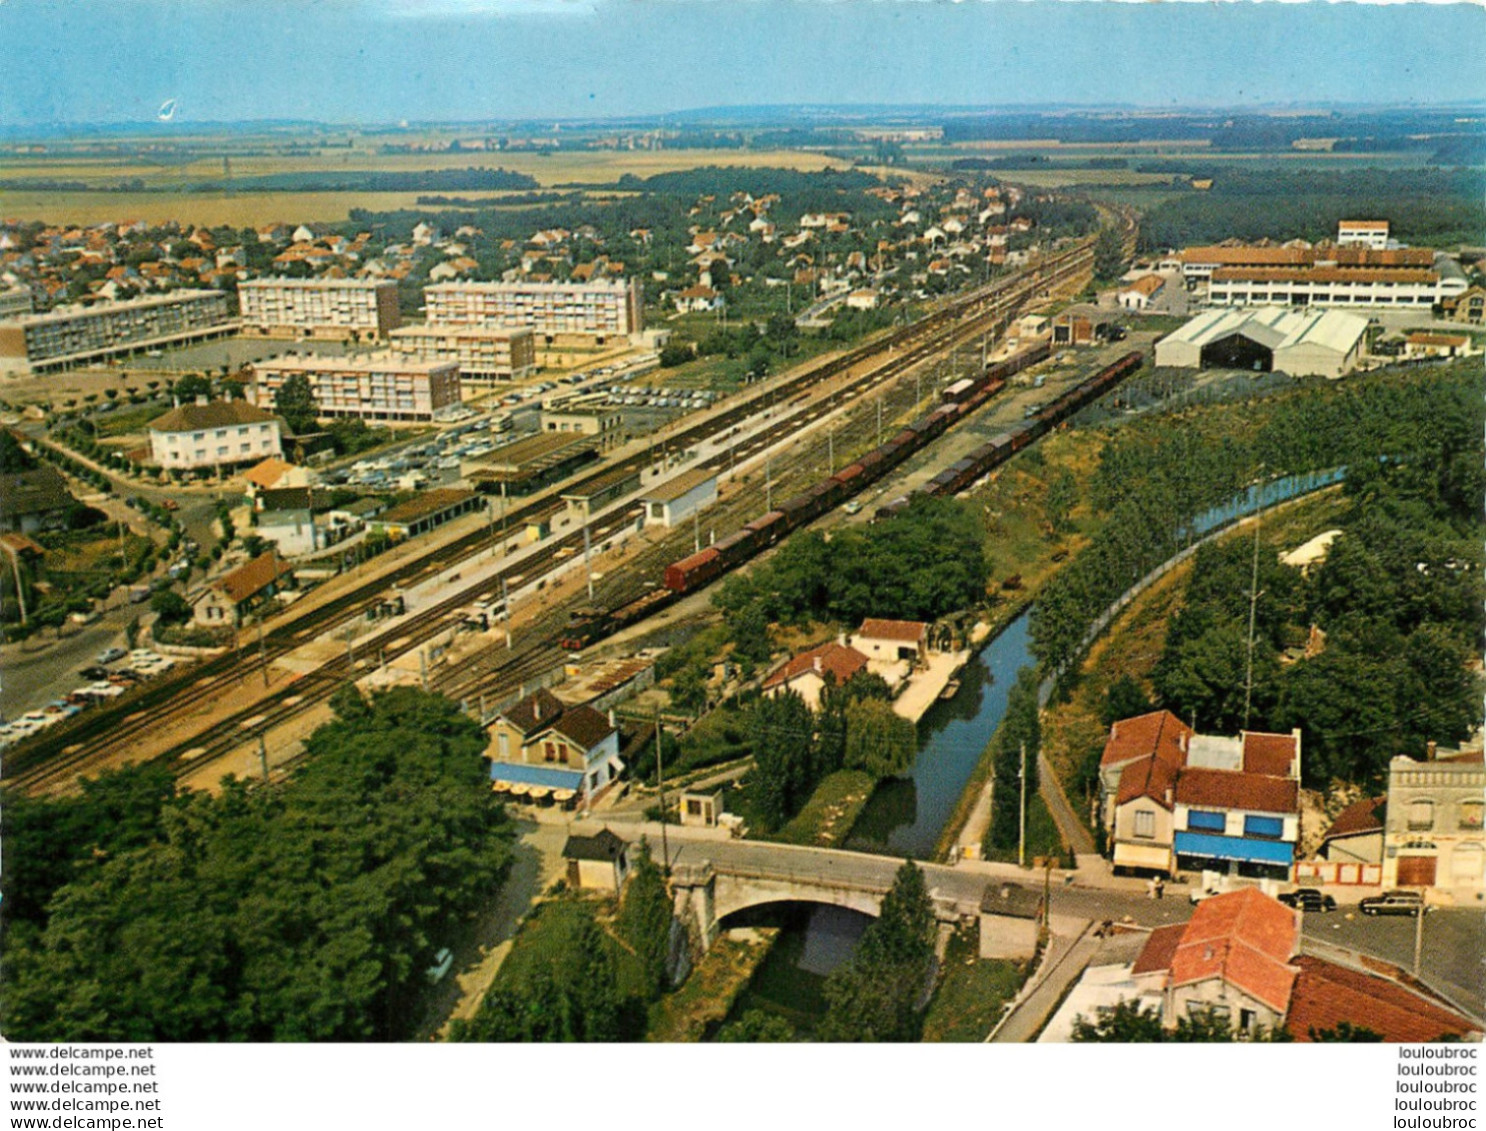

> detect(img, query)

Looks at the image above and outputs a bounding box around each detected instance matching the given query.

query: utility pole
[876,395,883,445]
[583,522,593,601]
[655,707,670,876]
[1018,742,1028,870]
[256,615,269,688]
[501,575,512,649]
[765,456,773,512]
[827,426,834,474]
[1413,900,1425,977]
[258,732,270,782]
[692,508,700,555]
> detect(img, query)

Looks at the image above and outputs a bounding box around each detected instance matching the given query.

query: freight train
[875,349,1144,518]
[559,345,1143,651]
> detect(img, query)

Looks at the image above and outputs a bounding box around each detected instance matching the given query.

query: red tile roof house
[1131,888,1299,1035]
[190,550,293,628]
[486,689,623,808]
[1099,710,1302,880]
[1124,889,1481,1040]
[762,642,869,712]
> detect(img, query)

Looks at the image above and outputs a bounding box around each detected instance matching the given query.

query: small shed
[979,881,1043,960]
[563,828,631,892]
[642,467,717,529]
[679,790,723,828]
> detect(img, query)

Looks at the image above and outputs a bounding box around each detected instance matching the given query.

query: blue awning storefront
[489,762,585,789]
[1174,831,1293,866]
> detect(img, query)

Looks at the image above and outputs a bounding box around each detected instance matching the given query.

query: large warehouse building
[1154,307,1370,379]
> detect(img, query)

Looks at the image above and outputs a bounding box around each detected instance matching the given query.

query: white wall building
[237,278,402,341]
[1336,220,1390,250]
[148,397,283,471]
[251,354,462,424]
[388,324,537,382]
[1155,307,1369,379]
[0,290,232,375]
[424,278,643,343]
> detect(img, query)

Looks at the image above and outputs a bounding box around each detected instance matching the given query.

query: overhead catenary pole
[583,522,593,601]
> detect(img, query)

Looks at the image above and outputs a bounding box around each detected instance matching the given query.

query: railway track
[6,237,1095,793]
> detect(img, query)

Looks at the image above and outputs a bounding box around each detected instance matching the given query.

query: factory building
[1154,307,1369,379]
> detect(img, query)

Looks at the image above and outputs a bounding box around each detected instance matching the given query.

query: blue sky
[1,1,1483,127]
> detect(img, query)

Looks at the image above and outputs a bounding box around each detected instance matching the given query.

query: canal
[718,609,1037,1036]
[714,468,1346,1036]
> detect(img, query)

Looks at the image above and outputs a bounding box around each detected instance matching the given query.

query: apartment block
[0,286,33,320]
[251,353,462,424]
[388,324,537,382]
[238,278,402,340]
[423,278,642,343]
[0,290,232,375]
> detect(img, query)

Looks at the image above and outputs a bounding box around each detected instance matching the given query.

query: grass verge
[921,922,1031,1042]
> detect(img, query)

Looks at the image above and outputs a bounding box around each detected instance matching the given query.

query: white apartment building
[1336,220,1390,250]
[0,286,33,320]
[148,397,283,472]
[251,354,462,424]
[388,324,537,382]
[237,278,402,340]
[423,278,643,343]
[0,290,232,375]
[1179,244,1466,311]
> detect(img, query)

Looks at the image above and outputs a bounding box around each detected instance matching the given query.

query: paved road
[0,601,135,720]
[1300,907,1484,1017]
[990,929,1101,1044]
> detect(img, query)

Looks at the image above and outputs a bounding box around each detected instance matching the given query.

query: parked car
[1277,888,1337,913]
[97,646,127,664]
[1359,890,1428,916]
[79,665,111,681]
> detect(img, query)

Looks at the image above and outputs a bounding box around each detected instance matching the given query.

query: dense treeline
[748,675,914,829]
[610,166,881,196]
[450,842,674,1042]
[1030,364,1484,695]
[1135,168,1486,250]
[1151,449,1483,785]
[0,687,514,1041]
[714,495,991,628]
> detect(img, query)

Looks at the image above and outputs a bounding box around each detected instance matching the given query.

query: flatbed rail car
[559,586,676,651]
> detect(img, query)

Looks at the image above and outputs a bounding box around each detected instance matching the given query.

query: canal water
[716,610,1037,1036]
[845,608,1035,859]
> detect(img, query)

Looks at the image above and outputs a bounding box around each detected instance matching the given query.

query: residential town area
[1,98,1483,1053]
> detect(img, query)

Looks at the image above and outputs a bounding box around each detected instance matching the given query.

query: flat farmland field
[0,146,851,225]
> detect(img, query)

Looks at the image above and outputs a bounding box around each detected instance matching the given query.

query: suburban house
[761,641,869,711]
[242,456,316,505]
[190,550,293,627]
[254,487,323,558]
[487,688,624,806]
[1402,331,1472,360]
[1100,710,1301,880]
[1063,889,1482,1041]
[849,618,928,665]
[1130,889,1298,1036]
[0,464,77,534]
[1381,744,1484,898]
[1117,274,1165,311]
[148,397,284,473]
[562,829,631,892]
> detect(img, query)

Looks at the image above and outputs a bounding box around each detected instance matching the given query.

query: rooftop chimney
[813,655,822,673]
[1427,740,1437,762]
[1164,787,1173,807]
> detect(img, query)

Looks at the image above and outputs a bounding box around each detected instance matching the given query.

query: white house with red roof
[762,641,869,712]
[849,618,927,665]
[1100,710,1302,879]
